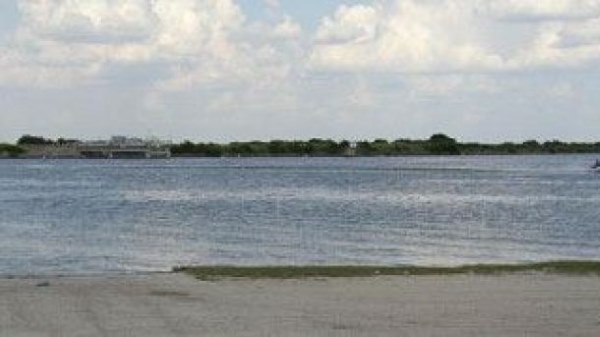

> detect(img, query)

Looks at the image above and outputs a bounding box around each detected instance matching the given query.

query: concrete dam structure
[78,147,171,159]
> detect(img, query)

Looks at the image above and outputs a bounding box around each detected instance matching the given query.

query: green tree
[0,144,25,157]
[426,133,460,155]
[17,135,54,145]
[170,140,196,155]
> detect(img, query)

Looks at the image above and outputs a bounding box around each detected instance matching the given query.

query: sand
[1,273,599,336]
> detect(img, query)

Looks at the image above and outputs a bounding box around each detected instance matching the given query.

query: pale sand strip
[1,273,599,337]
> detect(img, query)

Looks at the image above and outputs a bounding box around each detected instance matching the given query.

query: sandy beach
[1,273,599,336]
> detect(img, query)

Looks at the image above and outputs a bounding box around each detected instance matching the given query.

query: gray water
[1,155,599,275]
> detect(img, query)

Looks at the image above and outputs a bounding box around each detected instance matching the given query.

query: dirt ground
[1,273,599,337]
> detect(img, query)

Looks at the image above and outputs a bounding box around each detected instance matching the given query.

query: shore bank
[174,261,600,280]
[1,272,599,337]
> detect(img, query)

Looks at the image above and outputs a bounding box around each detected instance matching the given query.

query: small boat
[592,160,600,171]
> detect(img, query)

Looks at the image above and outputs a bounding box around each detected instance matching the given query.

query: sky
[1,0,600,143]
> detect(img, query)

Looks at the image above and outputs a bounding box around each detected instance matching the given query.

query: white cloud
[489,0,600,21]
[9,0,600,90]
[151,0,244,59]
[0,47,102,87]
[315,4,378,44]
[310,1,503,72]
[272,16,302,39]
[18,0,157,44]
[3,0,300,89]
[310,0,600,73]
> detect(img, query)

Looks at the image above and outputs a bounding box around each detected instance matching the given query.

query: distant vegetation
[171,138,346,157]
[4,133,600,158]
[0,143,25,157]
[17,135,78,146]
[17,135,55,146]
[170,134,600,157]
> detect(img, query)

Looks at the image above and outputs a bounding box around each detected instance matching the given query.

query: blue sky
[0,1,18,40]
[239,1,338,22]
[239,0,371,29]
[1,0,600,143]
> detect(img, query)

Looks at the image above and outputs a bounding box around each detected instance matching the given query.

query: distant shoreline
[2,261,599,280]
[4,133,600,158]
[2,152,600,160]
[174,261,600,280]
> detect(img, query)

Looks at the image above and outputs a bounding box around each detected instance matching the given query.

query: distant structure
[79,136,171,159]
[19,136,171,159]
[343,142,358,157]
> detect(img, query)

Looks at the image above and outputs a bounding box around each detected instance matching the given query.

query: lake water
[1,155,599,275]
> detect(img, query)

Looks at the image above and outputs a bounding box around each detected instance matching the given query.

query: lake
[1,155,599,275]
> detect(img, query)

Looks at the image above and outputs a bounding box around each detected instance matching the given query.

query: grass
[173,261,600,280]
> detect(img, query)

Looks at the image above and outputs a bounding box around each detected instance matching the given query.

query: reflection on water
[0,155,599,275]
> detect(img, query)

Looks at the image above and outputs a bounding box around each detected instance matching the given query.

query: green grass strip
[174,261,600,280]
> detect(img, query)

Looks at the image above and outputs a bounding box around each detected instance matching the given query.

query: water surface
[1,155,599,275]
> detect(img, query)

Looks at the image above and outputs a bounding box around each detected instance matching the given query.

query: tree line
[16,135,78,146]
[5,133,600,158]
[170,134,600,157]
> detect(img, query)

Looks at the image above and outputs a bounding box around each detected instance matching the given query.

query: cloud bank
[310,0,600,72]
[1,0,600,141]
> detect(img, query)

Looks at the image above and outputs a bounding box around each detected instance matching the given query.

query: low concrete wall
[20,145,171,159]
